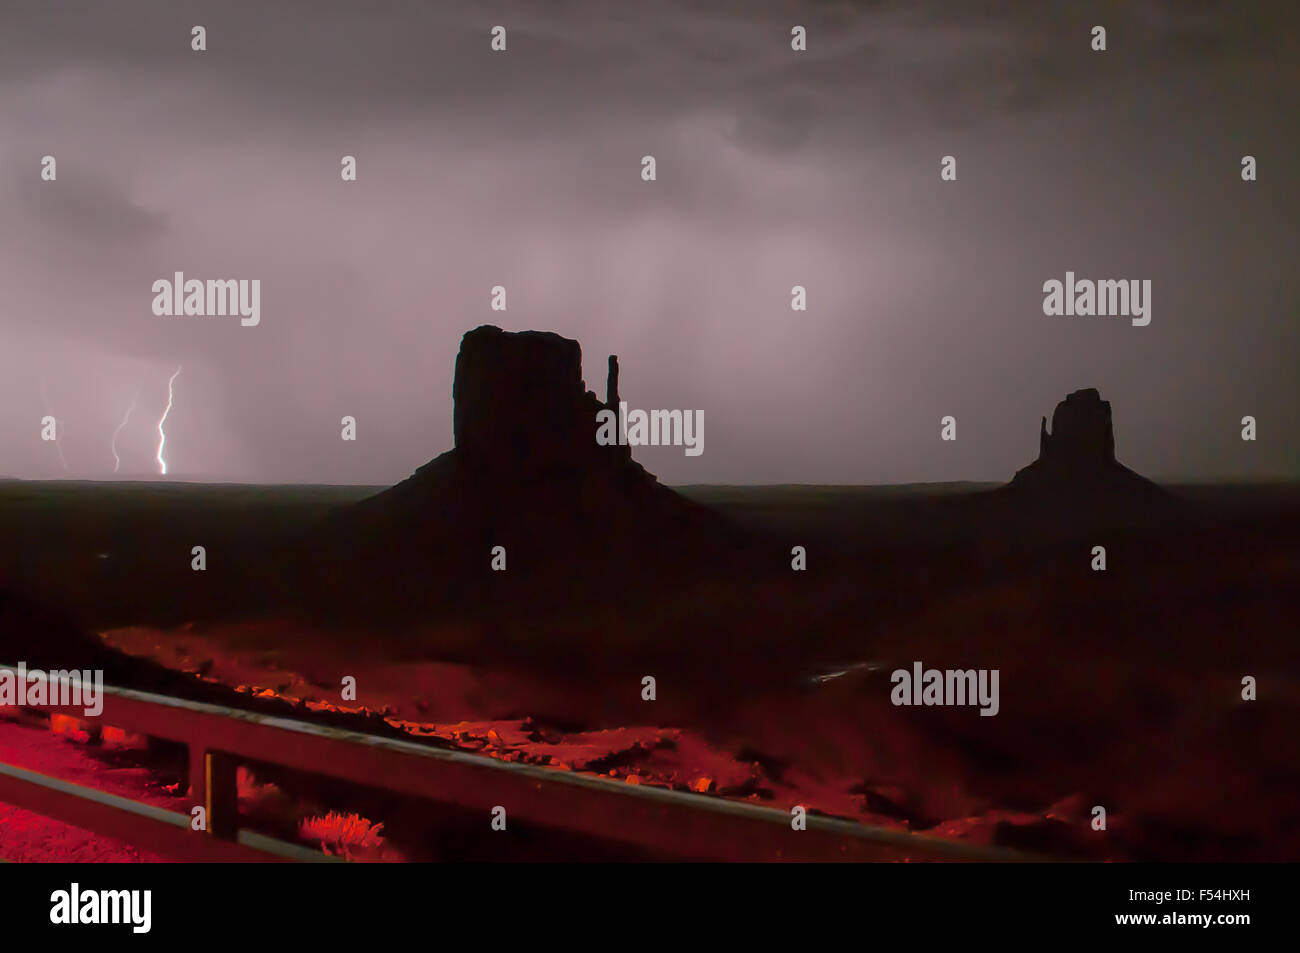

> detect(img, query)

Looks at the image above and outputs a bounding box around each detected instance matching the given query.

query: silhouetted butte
[1005,388,1174,525]
[308,326,732,613]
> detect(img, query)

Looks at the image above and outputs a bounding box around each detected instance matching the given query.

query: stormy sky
[1,0,1295,485]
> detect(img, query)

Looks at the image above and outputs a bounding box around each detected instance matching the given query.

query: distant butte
[1009,388,1169,504]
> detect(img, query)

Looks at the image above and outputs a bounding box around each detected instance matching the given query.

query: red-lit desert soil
[11,543,1298,864]
[5,598,1294,862]
[0,717,168,862]
[58,620,1087,860]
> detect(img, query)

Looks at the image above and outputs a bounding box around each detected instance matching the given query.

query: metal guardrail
[0,664,1043,862]
[0,760,330,862]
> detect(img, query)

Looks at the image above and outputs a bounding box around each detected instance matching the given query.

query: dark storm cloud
[9,158,168,246]
[3,1,1284,130]
[0,1,1295,483]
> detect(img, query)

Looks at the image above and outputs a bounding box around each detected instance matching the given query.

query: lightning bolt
[39,375,70,473]
[156,366,182,476]
[111,387,141,474]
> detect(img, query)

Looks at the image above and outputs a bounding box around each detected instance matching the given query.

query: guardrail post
[190,746,239,840]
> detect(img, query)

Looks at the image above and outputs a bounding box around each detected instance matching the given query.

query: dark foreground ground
[0,479,1296,861]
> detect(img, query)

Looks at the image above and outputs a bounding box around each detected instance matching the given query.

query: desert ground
[1,478,1297,861]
